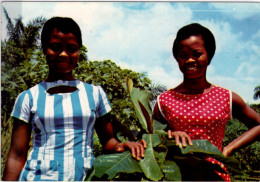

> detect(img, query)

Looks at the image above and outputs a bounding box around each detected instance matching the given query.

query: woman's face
[177,35,209,79]
[45,28,79,75]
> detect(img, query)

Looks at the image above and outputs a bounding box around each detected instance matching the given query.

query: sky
[1,1,260,104]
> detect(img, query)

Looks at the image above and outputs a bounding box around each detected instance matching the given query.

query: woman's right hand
[167,130,193,147]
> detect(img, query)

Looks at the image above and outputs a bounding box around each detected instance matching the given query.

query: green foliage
[88,79,242,181]
[1,115,13,177]
[74,60,152,141]
[223,104,260,180]
[1,11,259,181]
[1,12,153,178]
[1,9,47,120]
[1,11,47,179]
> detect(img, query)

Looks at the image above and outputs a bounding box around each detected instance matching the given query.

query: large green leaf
[130,87,152,115]
[93,151,142,179]
[126,77,133,95]
[127,87,150,133]
[171,156,227,181]
[217,156,243,174]
[139,134,164,181]
[166,139,223,156]
[153,119,167,131]
[162,160,181,181]
[180,139,223,155]
[154,149,167,167]
[180,140,241,172]
[126,77,149,132]
[126,78,153,130]
[166,139,241,175]
[138,100,153,133]
[150,133,161,147]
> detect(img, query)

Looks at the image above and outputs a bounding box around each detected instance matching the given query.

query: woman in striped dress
[153,23,260,181]
[3,17,146,181]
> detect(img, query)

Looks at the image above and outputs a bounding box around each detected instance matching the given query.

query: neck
[176,76,211,94]
[45,72,76,82]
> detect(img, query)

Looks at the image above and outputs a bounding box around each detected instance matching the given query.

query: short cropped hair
[172,23,216,65]
[41,17,82,54]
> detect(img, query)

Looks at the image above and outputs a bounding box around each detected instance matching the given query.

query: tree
[253,86,260,100]
[74,60,153,141]
[1,8,47,120]
[2,11,259,181]
[1,11,153,178]
[2,7,46,68]
[149,83,167,109]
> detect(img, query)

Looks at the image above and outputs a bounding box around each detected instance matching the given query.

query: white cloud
[208,74,259,104]
[1,1,259,104]
[235,54,260,77]
[76,2,194,91]
[211,3,260,20]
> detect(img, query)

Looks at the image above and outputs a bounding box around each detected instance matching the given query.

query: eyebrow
[192,49,203,52]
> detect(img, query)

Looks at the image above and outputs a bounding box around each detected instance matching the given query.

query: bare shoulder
[232,92,246,108]
[231,92,260,126]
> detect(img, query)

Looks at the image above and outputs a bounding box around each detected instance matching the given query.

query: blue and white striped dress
[11,80,112,181]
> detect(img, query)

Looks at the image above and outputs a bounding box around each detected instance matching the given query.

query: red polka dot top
[158,85,232,150]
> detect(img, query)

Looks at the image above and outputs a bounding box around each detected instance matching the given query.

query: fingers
[168,130,173,139]
[168,130,193,147]
[115,143,125,152]
[119,140,147,161]
[186,134,193,146]
[139,140,147,158]
[139,139,147,149]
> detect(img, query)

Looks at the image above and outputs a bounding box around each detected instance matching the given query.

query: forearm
[3,119,31,180]
[3,154,26,181]
[103,137,121,152]
[223,125,260,156]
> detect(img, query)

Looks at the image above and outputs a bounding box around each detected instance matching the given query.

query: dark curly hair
[41,17,82,54]
[172,23,216,65]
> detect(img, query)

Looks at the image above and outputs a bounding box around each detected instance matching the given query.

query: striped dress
[11,80,111,181]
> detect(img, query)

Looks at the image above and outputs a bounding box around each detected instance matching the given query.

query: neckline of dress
[41,80,81,96]
[170,85,216,97]
[43,79,79,84]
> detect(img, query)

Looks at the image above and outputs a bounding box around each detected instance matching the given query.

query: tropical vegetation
[1,8,259,180]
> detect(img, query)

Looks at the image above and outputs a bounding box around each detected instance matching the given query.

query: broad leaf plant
[87,78,242,181]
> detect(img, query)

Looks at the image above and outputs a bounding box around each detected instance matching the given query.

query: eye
[67,44,79,53]
[179,54,189,60]
[48,43,62,52]
[193,51,203,58]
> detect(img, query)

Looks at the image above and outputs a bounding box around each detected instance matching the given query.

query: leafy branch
[87,78,242,181]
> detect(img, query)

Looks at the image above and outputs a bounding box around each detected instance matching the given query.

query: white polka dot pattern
[158,85,231,181]
[159,85,231,150]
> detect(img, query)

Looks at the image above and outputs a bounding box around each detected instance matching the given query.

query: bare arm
[223,92,260,157]
[94,114,146,160]
[3,118,32,181]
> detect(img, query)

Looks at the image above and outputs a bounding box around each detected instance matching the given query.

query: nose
[59,50,69,57]
[186,58,196,63]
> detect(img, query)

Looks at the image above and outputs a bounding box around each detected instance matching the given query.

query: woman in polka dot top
[153,23,260,181]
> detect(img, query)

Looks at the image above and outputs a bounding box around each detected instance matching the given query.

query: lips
[185,63,199,71]
[56,58,71,63]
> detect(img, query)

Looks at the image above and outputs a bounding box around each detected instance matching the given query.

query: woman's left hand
[115,140,147,160]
